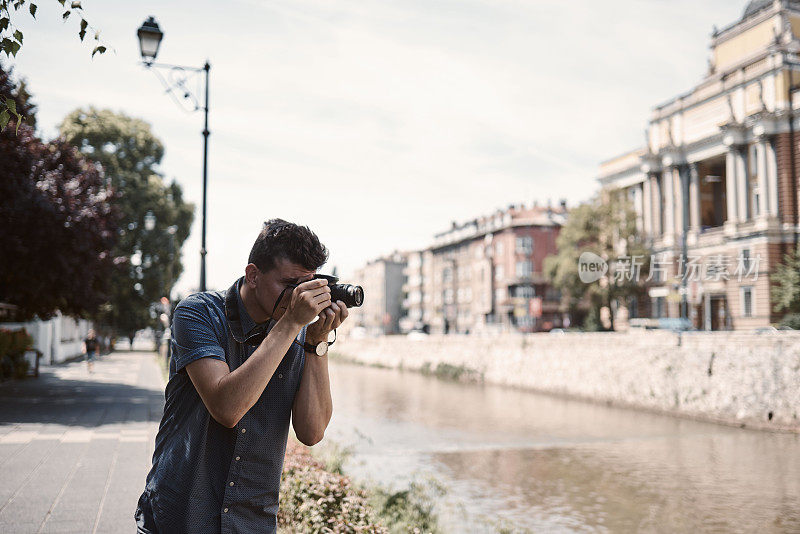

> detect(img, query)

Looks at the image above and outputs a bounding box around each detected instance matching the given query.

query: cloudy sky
[9,0,745,293]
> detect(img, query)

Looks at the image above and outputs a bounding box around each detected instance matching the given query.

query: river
[324,360,800,533]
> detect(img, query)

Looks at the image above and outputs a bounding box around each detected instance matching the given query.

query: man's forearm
[292,353,332,445]
[214,317,304,426]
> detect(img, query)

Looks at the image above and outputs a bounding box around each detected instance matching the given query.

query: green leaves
[1,96,24,134]
[0,37,20,57]
[0,0,106,61]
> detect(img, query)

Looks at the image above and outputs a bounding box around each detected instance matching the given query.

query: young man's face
[254,257,315,320]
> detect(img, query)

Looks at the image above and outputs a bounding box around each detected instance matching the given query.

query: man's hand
[282,278,331,328]
[306,299,349,345]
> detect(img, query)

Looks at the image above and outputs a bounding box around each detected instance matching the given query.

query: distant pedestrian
[82,329,99,373]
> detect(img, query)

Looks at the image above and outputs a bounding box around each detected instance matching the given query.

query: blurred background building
[353,202,567,335]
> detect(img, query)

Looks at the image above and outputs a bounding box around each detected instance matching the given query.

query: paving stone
[0,351,164,533]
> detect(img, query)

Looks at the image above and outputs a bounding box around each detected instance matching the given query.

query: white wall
[3,313,90,364]
[335,331,800,431]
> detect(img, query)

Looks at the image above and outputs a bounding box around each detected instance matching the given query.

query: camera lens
[331,284,364,308]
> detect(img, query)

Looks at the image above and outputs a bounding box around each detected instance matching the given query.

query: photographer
[136,219,348,534]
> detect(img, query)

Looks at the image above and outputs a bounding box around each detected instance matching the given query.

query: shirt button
[229,481,234,486]
[223,508,229,513]
[235,456,240,461]
[278,373,283,379]
[241,428,246,433]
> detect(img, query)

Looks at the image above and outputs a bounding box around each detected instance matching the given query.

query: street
[0,352,165,533]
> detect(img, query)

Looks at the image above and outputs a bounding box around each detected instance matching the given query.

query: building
[399,248,434,333]
[349,252,407,335]
[423,202,566,334]
[599,0,800,330]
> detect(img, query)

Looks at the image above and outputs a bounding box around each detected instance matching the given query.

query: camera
[314,274,364,308]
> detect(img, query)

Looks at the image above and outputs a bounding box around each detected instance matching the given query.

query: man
[135,219,347,533]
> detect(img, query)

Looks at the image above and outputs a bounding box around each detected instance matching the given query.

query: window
[741,248,751,271]
[496,241,504,256]
[653,296,666,318]
[515,286,535,298]
[443,289,454,304]
[741,286,753,317]
[496,265,504,280]
[516,236,533,254]
[442,267,453,283]
[516,261,532,278]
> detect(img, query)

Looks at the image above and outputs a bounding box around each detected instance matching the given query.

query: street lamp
[136,16,162,63]
[144,211,156,232]
[137,16,211,291]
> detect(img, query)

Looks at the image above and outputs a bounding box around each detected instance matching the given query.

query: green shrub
[369,477,445,534]
[279,440,387,533]
[0,328,32,380]
[779,313,800,330]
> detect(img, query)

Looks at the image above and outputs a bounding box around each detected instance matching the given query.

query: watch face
[315,341,329,356]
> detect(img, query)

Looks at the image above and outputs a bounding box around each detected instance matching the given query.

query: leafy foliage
[0,327,32,379]
[0,66,118,321]
[279,439,388,533]
[772,245,800,315]
[0,0,107,131]
[544,193,650,330]
[59,108,194,340]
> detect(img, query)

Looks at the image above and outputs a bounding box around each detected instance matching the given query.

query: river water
[324,361,800,533]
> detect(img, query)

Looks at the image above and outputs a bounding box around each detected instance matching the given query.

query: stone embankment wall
[334,331,800,432]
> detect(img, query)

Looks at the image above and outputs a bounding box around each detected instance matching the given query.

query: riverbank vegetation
[280,438,443,533]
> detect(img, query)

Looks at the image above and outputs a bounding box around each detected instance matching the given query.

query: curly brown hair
[248,218,328,273]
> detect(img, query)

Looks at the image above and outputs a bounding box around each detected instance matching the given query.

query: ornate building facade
[600,0,800,330]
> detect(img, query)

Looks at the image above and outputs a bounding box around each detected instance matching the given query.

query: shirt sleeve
[170,297,226,373]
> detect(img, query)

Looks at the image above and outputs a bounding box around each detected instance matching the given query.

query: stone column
[725,149,739,224]
[664,168,675,238]
[673,167,685,235]
[653,173,663,236]
[756,139,769,218]
[633,182,644,233]
[642,176,653,236]
[689,163,700,231]
[736,146,749,221]
[766,137,779,217]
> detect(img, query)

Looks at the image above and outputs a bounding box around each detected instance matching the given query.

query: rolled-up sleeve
[171,297,226,373]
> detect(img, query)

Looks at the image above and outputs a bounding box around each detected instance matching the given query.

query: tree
[59,108,194,341]
[0,0,107,130]
[544,192,650,330]
[0,66,118,320]
[772,245,800,315]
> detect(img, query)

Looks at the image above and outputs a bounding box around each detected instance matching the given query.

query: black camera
[314,274,364,308]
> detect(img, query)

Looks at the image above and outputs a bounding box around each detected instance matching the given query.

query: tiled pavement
[0,351,166,533]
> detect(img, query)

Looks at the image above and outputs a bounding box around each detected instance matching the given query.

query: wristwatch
[303,340,329,356]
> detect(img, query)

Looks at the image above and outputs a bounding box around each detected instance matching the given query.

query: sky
[7,0,746,294]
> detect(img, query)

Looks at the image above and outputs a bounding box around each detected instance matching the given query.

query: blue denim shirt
[136,277,306,534]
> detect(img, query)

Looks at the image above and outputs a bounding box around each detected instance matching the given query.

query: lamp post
[137,16,211,291]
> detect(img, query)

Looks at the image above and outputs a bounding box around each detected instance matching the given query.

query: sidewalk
[0,351,166,533]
